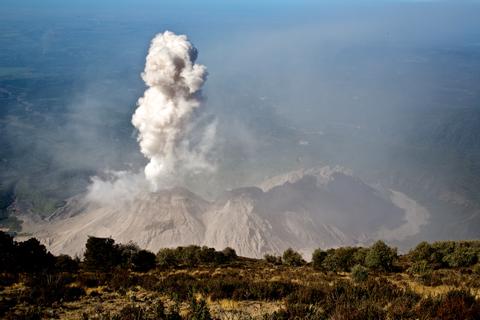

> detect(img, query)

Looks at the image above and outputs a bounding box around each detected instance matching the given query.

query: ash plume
[132,31,216,191]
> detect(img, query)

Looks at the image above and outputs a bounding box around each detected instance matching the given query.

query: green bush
[322,247,360,272]
[282,248,305,267]
[264,254,282,265]
[443,246,477,268]
[365,241,397,272]
[83,236,121,272]
[156,246,236,268]
[55,254,79,273]
[132,250,156,272]
[311,249,327,270]
[409,241,434,262]
[351,264,368,283]
[408,260,432,275]
[222,247,237,260]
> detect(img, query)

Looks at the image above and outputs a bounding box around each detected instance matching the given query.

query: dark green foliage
[408,260,432,275]
[0,231,16,273]
[351,264,368,283]
[264,254,282,265]
[132,250,156,272]
[156,245,237,268]
[0,231,55,273]
[282,248,305,267]
[157,248,179,268]
[55,254,80,273]
[311,248,327,270]
[222,247,237,260]
[322,247,360,272]
[17,238,56,273]
[409,240,480,269]
[409,241,434,262]
[365,241,397,272]
[83,236,121,272]
[2,235,480,319]
[117,242,141,268]
[443,246,478,268]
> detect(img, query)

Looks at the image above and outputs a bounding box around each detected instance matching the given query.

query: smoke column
[132,31,215,191]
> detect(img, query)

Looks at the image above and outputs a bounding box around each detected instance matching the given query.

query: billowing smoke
[132,31,216,191]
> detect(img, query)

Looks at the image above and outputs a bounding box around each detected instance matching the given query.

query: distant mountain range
[21,166,429,258]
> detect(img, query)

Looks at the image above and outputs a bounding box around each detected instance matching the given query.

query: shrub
[156,248,179,268]
[131,250,156,272]
[222,247,237,260]
[187,297,212,320]
[25,273,83,305]
[0,231,16,273]
[365,241,397,272]
[322,247,359,272]
[282,248,305,267]
[351,264,368,283]
[352,247,369,266]
[108,268,137,291]
[117,242,140,267]
[16,238,55,273]
[443,246,477,268]
[417,289,480,320]
[55,254,80,273]
[264,254,282,265]
[408,260,432,275]
[83,236,121,272]
[409,241,434,262]
[311,249,327,270]
[156,246,234,268]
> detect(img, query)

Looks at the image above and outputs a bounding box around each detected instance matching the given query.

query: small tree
[365,240,397,272]
[156,248,179,268]
[55,254,80,273]
[312,248,327,270]
[17,238,55,273]
[222,247,237,261]
[322,247,359,272]
[83,236,121,271]
[132,249,156,272]
[0,231,16,273]
[264,254,282,265]
[282,248,305,267]
[409,241,434,262]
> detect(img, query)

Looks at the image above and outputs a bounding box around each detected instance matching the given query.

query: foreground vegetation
[1,232,480,319]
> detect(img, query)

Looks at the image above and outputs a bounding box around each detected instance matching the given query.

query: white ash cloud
[132,31,216,191]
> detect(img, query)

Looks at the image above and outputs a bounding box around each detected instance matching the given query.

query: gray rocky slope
[22,166,429,258]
